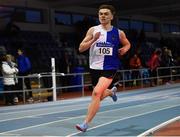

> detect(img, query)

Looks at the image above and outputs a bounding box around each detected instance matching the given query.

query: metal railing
[0,66,179,105]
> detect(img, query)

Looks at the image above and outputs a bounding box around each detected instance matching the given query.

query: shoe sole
[75,125,86,132]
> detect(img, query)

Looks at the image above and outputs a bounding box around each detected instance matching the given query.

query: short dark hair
[155,48,162,55]
[98,4,116,15]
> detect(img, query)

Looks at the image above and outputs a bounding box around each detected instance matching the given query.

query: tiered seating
[0,30,65,73]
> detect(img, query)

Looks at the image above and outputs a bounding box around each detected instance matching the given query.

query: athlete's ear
[111,14,114,20]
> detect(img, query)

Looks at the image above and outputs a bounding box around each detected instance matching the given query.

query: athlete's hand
[118,47,129,56]
[93,32,101,41]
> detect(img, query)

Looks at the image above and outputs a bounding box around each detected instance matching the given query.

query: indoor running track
[0,83,180,137]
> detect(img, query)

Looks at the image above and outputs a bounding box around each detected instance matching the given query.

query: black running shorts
[90,69,117,87]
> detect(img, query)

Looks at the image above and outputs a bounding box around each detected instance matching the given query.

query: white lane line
[0,92,179,124]
[0,102,88,115]
[0,86,179,115]
[1,98,179,136]
[0,105,87,123]
[66,104,180,137]
[0,114,86,135]
[0,87,179,122]
[0,133,21,136]
[0,85,179,115]
[0,97,91,111]
[1,86,179,134]
[0,93,179,136]
[137,116,180,137]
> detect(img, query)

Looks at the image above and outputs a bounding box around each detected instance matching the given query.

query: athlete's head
[98,4,116,24]
[99,4,116,15]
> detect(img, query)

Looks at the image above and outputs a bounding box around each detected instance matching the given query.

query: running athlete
[76,4,131,132]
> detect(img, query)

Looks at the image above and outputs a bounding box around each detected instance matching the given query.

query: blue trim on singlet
[103,27,121,70]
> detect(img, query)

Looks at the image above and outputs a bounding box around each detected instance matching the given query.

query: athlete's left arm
[118,30,131,56]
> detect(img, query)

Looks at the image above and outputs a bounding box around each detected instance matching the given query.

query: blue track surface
[0,83,179,136]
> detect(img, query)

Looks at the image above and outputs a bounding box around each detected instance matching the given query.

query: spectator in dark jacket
[161,47,175,84]
[17,49,33,102]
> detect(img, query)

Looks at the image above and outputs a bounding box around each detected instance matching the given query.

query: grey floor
[0,83,180,137]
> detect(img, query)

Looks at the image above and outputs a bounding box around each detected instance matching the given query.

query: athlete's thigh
[94,77,113,95]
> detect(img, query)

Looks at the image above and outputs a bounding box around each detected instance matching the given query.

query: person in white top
[76,4,131,132]
[1,54,19,105]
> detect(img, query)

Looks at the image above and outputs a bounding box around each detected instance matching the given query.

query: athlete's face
[98,9,113,25]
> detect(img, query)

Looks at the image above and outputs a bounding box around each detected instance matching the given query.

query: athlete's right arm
[79,27,100,53]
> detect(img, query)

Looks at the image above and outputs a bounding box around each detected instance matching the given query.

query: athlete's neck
[100,24,113,31]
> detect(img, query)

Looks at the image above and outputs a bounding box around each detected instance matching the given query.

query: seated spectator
[1,54,19,105]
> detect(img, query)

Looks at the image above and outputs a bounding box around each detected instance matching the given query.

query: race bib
[96,47,113,56]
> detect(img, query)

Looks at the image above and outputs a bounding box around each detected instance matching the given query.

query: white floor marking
[67,104,180,137]
[0,88,179,124]
[137,116,180,137]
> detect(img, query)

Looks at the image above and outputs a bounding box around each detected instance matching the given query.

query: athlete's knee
[100,89,109,101]
[92,89,102,99]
